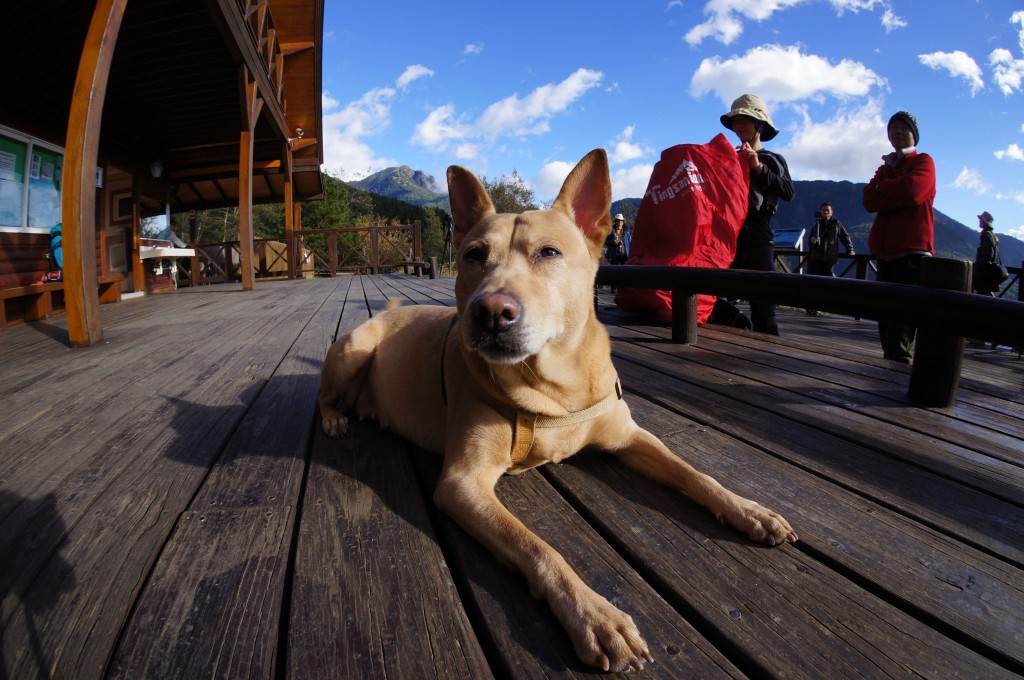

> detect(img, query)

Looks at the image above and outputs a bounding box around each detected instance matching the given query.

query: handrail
[596,261,1024,407]
[596,264,1024,346]
[775,249,1022,301]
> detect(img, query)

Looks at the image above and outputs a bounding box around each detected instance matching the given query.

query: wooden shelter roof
[1,0,324,214]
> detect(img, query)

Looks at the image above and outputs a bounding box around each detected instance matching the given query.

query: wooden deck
[1,274,1022,679]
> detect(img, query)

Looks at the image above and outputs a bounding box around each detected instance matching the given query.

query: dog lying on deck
[319,148,797,672]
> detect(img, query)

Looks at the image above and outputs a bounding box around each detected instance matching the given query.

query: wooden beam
[62,0,127,347]
[238,74,263,292]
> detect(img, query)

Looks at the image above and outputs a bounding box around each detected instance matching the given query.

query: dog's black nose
[470,292,521,333]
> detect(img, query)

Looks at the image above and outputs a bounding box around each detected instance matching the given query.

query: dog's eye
[538,247,561,259]
[464,246,487,264]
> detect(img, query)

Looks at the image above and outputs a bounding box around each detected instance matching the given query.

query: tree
[481,170,539,214]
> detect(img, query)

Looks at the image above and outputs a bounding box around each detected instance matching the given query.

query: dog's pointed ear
[447,165,495,249]
[550,149,612,253]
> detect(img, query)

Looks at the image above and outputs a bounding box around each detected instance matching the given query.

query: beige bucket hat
[720,94,779,142]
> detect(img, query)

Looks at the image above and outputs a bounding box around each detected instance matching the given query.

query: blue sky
[320,1,1024,240]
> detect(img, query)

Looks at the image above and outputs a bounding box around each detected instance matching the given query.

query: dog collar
[510,379,623,467]
[438,312,623,468]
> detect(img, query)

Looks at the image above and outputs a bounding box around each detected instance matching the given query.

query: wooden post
[283,146,297,278]
[370,228,380,275]
[189,210,200,287]
[62,0,127,347]
[671,289,699,345]
[907,258,971,407]
[427,256,438,280]
[130,182,144,293]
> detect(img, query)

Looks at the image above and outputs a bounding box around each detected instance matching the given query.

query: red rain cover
[615,134,750,323]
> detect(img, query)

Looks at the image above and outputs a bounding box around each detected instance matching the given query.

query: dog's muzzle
[467,291,531,362]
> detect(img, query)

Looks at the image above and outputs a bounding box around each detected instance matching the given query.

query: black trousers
[875,255,926,363]
[731,235,779,335]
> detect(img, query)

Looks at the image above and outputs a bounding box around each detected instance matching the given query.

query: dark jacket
[809,216,854,263]
[742,149,795,246]
[975,229,998,267]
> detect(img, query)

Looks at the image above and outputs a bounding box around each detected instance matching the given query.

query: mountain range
[348,166,1024,271]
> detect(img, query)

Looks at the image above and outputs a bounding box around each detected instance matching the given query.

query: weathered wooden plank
[287,423,493,679]
[595,381,1024,671]
[0,280,346,679]
[543,449,1018,679]
[606,322,1024,505]
[108,508,292,679]
[413,455,746,679]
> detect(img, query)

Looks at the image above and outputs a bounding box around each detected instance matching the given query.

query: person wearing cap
[604,213,628,265]
[720,93,795,335]
[973,210,1002,296]
[863,110,936,363]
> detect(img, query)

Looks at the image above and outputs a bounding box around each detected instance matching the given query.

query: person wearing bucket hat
[973,211,1004,297]
[720,94,794,336]
[863,110,936,363]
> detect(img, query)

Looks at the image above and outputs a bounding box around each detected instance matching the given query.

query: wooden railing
[597,259,1024,407]
[775,250,1023,301]
[183,223,430,285]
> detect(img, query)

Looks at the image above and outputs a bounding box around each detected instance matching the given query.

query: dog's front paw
[724,500,798,546]
[321,414,350,438]
[566,593,653,672]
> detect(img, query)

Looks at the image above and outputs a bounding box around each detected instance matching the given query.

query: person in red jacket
[863,110,935,363]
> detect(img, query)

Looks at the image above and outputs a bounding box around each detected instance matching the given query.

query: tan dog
[319,149,797,672]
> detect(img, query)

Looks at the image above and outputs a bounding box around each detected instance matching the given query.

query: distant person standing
[863,110,935,364]
[806,202,855,316]
[604,214,628,265]
[721,94,795,335]
[973,210,1003,296]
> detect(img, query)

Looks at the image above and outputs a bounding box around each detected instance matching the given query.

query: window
[0,126,64,232]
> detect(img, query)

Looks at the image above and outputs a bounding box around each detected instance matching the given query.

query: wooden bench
[0,274,123,330]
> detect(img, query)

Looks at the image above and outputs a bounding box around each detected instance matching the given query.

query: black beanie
[888,111,919,145]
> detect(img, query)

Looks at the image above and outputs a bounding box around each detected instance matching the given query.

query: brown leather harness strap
[438,313,623,467]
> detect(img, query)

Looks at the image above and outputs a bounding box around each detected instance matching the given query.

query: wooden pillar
[130,180,144,293]
[907,258,971,407]
[283,148,297,278]
[238,73,263,292]
[62,0,127,347]
[189,210,200,287]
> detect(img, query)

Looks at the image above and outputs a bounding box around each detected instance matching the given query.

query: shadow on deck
[0,274,1022,678]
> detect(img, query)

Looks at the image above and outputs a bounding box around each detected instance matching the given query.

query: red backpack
[615,134,749,323]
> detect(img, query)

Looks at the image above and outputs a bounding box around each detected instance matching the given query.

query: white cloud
[396,65,434,90]
[411,104,470,149]
[684,0,892,46]
[995,143,1024,161]
[780,100,891,181]
[989,48,1024,95]
[990,11,1024,95]
[534,158,655,201]
[611,164,656,201]
[952,167,991,196]
[690,44,886,105]
[881,8,906,32]
[608,126,653,164]
[321,88,399,180]
[533,161,576,200]
[477,68,604,138]
[464,43,484,56]
[918,51,984,95]
[412,68,604,153]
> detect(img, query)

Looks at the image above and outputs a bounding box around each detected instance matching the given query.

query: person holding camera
[806,202,855,316]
